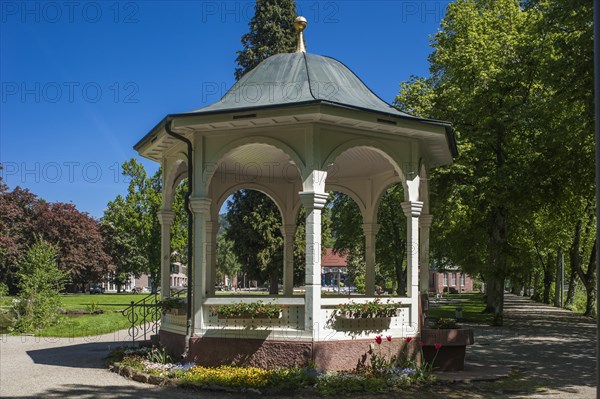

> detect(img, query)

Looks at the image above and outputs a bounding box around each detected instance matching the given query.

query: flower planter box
[336,314,394,320]
[217,312,282,320]
[165,308,186,316]
[420,328,474,371]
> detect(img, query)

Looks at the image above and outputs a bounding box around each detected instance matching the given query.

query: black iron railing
[122,292,161,343]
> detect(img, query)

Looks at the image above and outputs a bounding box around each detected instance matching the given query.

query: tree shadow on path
[466,294,596,395]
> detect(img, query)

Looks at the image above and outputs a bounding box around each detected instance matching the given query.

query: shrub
[0,282,8,297]
[435,318,458,329]
[10,240,69,333]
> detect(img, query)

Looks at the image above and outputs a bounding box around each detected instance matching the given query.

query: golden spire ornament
[295,16,307,53]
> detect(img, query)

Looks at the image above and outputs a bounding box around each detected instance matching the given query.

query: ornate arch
[322,139,406,182]
[162,158,188,209]
[325,183,367,221]
[212,182,287,224]
[204,137,305,191]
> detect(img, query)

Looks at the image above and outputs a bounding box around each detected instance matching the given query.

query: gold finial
[295,16,307,53]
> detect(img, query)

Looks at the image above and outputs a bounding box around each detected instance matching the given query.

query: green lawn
[60,293,143,310]
[427,293,493,324]
[1,293,155,337]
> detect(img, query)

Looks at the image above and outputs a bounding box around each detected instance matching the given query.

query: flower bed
[108,340,435,396]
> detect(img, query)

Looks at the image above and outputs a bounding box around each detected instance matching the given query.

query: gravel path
[0,294,596,398]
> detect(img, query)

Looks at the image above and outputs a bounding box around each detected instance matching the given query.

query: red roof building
[322,249,348,287]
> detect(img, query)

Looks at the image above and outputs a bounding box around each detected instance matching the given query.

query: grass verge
[427,293,492,324]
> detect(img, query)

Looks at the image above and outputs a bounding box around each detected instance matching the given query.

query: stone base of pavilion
[159,329,422,371]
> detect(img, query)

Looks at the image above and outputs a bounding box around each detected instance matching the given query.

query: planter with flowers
[157,297,186,316]
[330,299,403,332]
[335,298,402,320]
[420,318,474,371]
[210,301,284,320]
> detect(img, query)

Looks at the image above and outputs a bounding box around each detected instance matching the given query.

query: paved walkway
[0,330,221,398]
[0,294,596,398]
[463,294,597,398]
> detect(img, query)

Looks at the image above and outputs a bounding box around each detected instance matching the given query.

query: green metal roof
[191,52,412,117]
[134,52,457,158]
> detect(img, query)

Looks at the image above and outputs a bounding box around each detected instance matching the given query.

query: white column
[157,210,175,300]
[401,201,423,331]
[281,224,296,296]
[299,170,327,340]
[419,215,433,294]
[362,223,380,296]
[190,197,211,333]
[206,221,219,296]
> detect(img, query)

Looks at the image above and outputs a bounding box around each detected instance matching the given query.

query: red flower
[386,335,392,342]
[281,304,285,308]
[418,341,425,347]
[434,343,442,350]
[405,337,412,343]
[375,335,382,345]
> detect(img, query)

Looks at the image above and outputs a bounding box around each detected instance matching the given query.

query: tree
[11,239,69,333]
[227,0,299,292]
[329,186,408,295]
[395,0,553,324]
[225,190,283,294]
[119,159,162,289]
[329,193,365,289]
[235,0,298,80]
[170,180,189,263]
[216,233,241,287]
[35,201,111,290]
[395,0,596,321]
[101,195,147,292]
[376,184,407,295]
[0,182,38,293]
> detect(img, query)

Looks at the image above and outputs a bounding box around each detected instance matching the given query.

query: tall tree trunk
[570,219,597,316]
[543,253,553,304]
[395,248,406,296]
[565,267,578,307]
[584,280,596,316]
[492,276,505,326]
[554,248,563,307]
[269,271,279,295]
[483,275,505,325]
[583,242,596,316]
[487,205,508,325]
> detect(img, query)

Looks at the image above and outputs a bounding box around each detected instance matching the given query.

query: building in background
[429,266,474,294]
[321,248,348,291]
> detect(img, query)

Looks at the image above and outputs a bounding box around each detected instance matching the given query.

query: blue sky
[0,0,450,218]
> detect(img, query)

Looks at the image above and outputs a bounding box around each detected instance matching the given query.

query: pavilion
[134,17,456,370]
